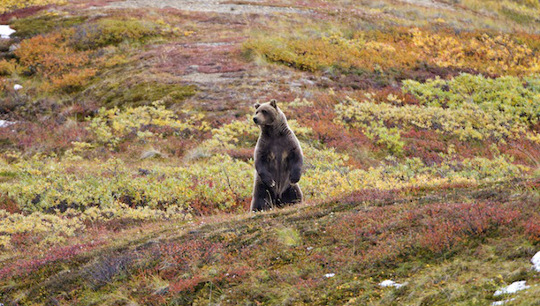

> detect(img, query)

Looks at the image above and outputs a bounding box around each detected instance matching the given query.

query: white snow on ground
[379,280,405,288]
[324,273,335,278]
[492,298,515,306]
[0,120,15,128]
[494,281,530,296]
[0,25,15,39]
[532,251,540,272]
[13,84,23,91]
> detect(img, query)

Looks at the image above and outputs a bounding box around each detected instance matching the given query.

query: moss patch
[10,15,87,38]
[84,76,197,108]
[70,18,161,50]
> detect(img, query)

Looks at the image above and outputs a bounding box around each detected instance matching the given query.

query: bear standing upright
[250,99,303,211]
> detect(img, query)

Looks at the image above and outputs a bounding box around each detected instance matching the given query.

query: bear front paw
[290,170,301,183]
[262,177,276,188]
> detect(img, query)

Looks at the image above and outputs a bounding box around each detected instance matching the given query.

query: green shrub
[336,75,540,164]
[84,77,197,108]
[87,101,209,148]
[0,154,251,214]
[70,18,160,50]
[363,120,404,155]
[10,14,86,38]
[402,74,540,125]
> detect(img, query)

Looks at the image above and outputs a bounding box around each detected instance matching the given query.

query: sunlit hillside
[0,0,539,305]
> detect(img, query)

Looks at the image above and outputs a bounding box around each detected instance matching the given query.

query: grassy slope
[1,179,539,305]
[0,0,539,305]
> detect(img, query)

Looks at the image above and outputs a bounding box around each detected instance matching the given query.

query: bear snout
[253,117,259,124]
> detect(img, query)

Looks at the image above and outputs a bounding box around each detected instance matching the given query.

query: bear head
[253,99,279,126]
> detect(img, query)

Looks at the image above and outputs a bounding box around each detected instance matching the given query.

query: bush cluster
[244,28,540,76]
[0,0,65,14]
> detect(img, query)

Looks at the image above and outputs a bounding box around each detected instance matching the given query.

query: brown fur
[250,99,303,211]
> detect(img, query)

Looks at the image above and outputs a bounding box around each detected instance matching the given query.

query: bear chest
[267,150,288,163]
[264,141,289,164]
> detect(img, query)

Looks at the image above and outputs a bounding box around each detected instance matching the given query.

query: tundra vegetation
[0,0,539,305]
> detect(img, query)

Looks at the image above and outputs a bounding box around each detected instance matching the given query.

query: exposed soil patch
[79,0,316,118]
[103,0,309,15]
[398,0,455,10]
[147,42,246,75]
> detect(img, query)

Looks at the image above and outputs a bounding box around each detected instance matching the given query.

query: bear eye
[261,110,268,114]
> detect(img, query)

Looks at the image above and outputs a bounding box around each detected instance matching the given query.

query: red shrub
[0,5,50,23]
[327,198,524,265]
[15,33,90,78]
[291,92,376,167]
[147,42,246,76]
[0,241,104,279]
[523,214,540,243]
[370,87,420,106]
[3,119,91,154]
[169,275,204,293]
[159,239,224,279]
[0,193,20,213]
[224,265,252,281]
[226,148,254,161]
[415,201,519,254]
[419,220,463,253]
[500,140,540,168]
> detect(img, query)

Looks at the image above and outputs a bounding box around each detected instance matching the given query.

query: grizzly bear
[250,99,303,211]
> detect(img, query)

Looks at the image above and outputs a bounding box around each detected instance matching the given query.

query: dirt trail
[104,0,308,15]
[94,0,315,117]
[399,0,455,10]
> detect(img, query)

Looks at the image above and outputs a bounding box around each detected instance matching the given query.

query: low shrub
[0,0,66,14]
[70,18,160,50]
[15,32,90,77]
[244,27,540,77]
[82,76,198,108]
[48,67,97,92]
[335,93,538,144]
[0,59,21,76]
[403,73,540,125]
[87,101,209,148]
[10,14,86,38]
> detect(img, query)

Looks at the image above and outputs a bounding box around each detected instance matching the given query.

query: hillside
[0,0,539,305]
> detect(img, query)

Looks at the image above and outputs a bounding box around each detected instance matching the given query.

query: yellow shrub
[15,32,90,77]
[88,101,210,148]
[0,209,84,247]
[335,95,536,143]
[48,68,97,92]
[0,59,21,76]
[411,28,465,68]
[0,0,66,14]
[245,27,540,76]
[411,29,540,75]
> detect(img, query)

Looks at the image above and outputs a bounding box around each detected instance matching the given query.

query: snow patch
[324,273,335,278]
[532,251,540,272]
[0,25,15,39]
[492,298,515,306]
[494,281,530,296]
[379,280,405,288]
[0,120,15,128]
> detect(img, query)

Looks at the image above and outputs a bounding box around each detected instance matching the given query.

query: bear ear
[269,99,277,109]
[254,103,261,109]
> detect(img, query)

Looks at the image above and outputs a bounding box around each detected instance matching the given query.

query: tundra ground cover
[0,0,539,304]
[0,0,66,14]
